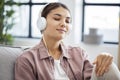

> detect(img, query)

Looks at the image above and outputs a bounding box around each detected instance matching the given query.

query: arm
[15,56,36,80]
[81,50,93,80]
[83,59,93,80]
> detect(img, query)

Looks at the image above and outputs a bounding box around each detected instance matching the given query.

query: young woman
[15,2,120,80]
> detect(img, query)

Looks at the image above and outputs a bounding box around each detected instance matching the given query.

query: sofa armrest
[0,46,23,80]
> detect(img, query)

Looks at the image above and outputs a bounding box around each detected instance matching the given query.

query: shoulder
[68,44,85,54]
[65,44,88,59]
[17,44,40,62]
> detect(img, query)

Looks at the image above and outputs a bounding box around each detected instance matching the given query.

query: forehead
[48,7,71,18]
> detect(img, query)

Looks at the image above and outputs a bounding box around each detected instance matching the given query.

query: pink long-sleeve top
[15,40,93,80]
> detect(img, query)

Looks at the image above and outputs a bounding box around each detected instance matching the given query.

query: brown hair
[41,2,70,18]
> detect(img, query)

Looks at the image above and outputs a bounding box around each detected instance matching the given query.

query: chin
[56,35,65,40]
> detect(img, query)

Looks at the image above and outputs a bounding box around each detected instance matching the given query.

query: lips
[56,29,66,33]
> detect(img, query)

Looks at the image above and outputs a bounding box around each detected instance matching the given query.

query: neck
[43,35,60,50]
[42,34,62,59]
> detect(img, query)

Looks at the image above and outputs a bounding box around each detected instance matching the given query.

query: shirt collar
[38,40,71,59]
[60,43,71,59]
[38,40,50,59]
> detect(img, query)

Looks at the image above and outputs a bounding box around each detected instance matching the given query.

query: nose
[60,19,66,27]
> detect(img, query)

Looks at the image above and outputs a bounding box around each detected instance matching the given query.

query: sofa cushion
[0,46,23,80]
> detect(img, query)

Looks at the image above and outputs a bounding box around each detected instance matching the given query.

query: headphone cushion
[37,17,47,31]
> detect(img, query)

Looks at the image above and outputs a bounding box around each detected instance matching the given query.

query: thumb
[93,59,97,65]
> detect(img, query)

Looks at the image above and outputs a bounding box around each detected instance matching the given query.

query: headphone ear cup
[37,17,47,31]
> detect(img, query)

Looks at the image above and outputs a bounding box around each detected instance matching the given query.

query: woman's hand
[93,52,113,76]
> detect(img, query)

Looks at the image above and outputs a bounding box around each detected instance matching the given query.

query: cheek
[45,23,56,33]
[67,25,70,31]
[46,20,59,30]
[47,19,57,27]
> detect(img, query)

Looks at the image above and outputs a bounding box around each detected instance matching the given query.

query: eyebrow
[54,14,71,19]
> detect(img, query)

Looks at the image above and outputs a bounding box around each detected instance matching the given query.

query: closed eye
[66,19,71,24]
[54,18,60,21]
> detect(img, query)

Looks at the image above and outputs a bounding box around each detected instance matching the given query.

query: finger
[92,58,97,65]
[96,63,105,76]
[93,59,97,65]
[104,55,113,66]
[102,56,113,72]
[101,54,113,70]
[95,55,104,74]
[99,66,106,76]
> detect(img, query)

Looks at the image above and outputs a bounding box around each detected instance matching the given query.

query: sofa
[0,45,120,80]
[0,46,29,80]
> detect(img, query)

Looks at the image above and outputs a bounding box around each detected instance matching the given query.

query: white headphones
[37,4,49,32]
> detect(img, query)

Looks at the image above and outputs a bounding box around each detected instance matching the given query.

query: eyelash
[54,18,60,21]
[54,18,71,24]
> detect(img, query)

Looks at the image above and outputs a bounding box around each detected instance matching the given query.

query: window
[85,0,120,3]
[82,0,120,44]
[7,0,59,38]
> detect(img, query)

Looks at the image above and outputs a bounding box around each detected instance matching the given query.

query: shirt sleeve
[82,50,93,80]
[15,55,36,80]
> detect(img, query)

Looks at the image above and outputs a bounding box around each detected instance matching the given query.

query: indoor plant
[0,0,20,45]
